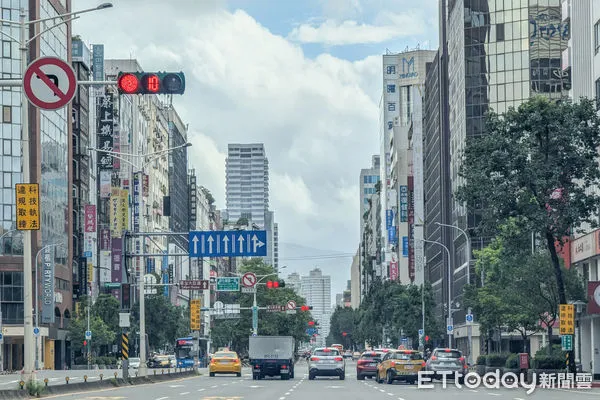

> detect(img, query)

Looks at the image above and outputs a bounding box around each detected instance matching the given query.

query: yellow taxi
[209,350,242,377]
[376,349,425,385]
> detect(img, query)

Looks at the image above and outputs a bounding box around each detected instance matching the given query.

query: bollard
[44,378,48,387]
[84,375,88,383]
[65,377,69,384]
[99,373,103,381]
[154,370,156,376]
[114,372,118,379]
[19,380,24,390]
[161,369,164,375]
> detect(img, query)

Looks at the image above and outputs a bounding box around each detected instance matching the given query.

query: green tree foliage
[130,294,189,352]
[464,219,585,351]
[456,96,600,308]
[327,306,358,347]
[329,280,441,349]
[210,260,312,355]
[67,313,115,354]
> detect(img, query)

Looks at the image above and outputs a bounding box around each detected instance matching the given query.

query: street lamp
[0,229,22,255]
[435,222,471,286]
[416,238,453,347]
[0,3,113,378]
[571,300,586,369]
[87,141,191,377]
[34,243,65,370]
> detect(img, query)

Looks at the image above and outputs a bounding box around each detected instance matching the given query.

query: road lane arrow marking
[252,234,265,252]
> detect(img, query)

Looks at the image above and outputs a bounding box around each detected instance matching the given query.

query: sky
[73,0,439,301]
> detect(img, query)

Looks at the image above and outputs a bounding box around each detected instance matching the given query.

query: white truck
[249,336,295,380]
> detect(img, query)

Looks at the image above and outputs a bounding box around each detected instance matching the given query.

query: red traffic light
[273,281,279,288]
[266,280,282,288]
[83,340,87,346]
[300,305,308,312]
[117,73,139,94]
[342,332,347,337]
[425,335,429,342]
[267,281,273,288]
[308,320,315,326]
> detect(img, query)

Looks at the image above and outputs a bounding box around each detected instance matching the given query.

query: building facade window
[386,65,396,74]
[1,40,10,58]
[2,105,10,123]
[596,78,600,109]
[388,102,396,111]
[595,20,600,54]
[386,84,396,93]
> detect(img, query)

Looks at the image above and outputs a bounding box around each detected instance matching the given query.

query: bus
[331,344,343,353]
[175,337,195,368]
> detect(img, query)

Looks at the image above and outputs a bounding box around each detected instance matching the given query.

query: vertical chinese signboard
[399,186,408,222]
[408,177,415,281]
[110,187,122,238]
[83,205,96,291]
[190,299,201,330]
[41,245,55,324]
[559,304,575,335]
[15,184,40,230]
[97,92,114,170]
[111,238,122,300]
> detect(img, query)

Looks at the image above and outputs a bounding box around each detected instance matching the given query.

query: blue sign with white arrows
[188,230,268,258]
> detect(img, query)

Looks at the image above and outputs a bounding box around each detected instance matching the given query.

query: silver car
[425,348,467,383]
[308,347,345,380]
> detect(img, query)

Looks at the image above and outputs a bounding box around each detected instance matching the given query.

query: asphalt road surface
[15,361,600,399]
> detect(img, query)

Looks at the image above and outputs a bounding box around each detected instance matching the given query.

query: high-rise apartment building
[225,143,278,269]
[300,268,331,347]
[286,272,301,294]
[381,49,435,284]
[359,155,380,233]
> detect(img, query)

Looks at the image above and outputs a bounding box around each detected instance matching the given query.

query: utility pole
[87,297,91,370]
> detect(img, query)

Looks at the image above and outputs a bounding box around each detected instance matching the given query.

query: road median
[1,369,198,398]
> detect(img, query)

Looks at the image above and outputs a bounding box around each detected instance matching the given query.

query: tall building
[300,268,331,346]
[225,143,278,269]
[350,249,360,309]
[381,49,436,284]
[560,0,600,378]
[359,155,380,233]
[424,0,570,353]
[0,0,73,371]
[286,272,301,294]
[71,38,93,300]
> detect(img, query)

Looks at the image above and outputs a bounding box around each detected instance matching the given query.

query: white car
[128,357,140,369]
[308,347,345,380]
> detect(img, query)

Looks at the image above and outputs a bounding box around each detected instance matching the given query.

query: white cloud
[288,10,428,45]
[73,1,381,254]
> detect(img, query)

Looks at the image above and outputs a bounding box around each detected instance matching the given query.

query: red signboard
[588,281,600,314]
[389,261,398,281]
[179,280,209,290]
[84,204,96,233]
[143,174,149,197]
[519,353,529,369]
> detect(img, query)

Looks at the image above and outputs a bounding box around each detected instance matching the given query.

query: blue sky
[75,0,440,299]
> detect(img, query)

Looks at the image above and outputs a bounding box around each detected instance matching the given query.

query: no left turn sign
[23,57,77,110]
[286,300,296,310]
[242,272,257,288]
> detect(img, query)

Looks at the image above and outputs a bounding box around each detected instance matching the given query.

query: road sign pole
[252,290,258,335]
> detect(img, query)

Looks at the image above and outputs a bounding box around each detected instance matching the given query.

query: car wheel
[339,373,345,380]
[209,372,215,377]
[309,373,315,380]
[366,375,372,379]
[237,372,241,377]
[357,374,365,380]
[386,370,394,385]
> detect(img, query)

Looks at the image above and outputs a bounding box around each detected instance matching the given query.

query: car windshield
[314,349,339,356]
[435,350,462,359]
[214,352,236,358]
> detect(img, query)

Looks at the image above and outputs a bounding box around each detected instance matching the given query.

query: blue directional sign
[418,329,424,336]
[189,230,267,258]
[466,314,473,323]
[306,328,317,335]
[33,327,40,336]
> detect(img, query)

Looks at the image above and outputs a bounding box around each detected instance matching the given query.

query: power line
[278,253,355,261]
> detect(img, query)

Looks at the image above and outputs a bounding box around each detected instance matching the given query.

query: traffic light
[300,305,313,311]
[308,321,315,326]
[425,335,430,342]
[83,340,87,347]
[117,72,186,95]
[266,279,285,288]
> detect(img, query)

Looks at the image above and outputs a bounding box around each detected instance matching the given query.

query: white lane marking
[197,388,205,392]
[470,390,479,393]
[398,398,406,400]
[387,393,394,396]
[180,392,190,395]
[222,383,229,386]
[280,398,286,400]
[514,398,526,400]
[210,385,218,388]
[487,394,500,397]
[169,384,184,388]
[380,389,386,392]
[156,397,168,400]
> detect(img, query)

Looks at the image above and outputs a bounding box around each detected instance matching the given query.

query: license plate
[404,365,413,370]
[280,369,289,374]
[369,363,377,366]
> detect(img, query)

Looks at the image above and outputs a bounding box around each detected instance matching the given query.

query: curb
[0,370,198,398]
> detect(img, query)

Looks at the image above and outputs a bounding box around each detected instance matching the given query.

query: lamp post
[0,229,22,255]
[416,238,453,347]
[572,300,585,371]
[0,2,113,378]
[87,142,191,377]
[34,243,65,370]
[435,222,471,286]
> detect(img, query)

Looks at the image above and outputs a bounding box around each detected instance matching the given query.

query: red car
[356,351,383,380]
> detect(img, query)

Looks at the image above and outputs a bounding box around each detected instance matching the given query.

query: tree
[210,260,312,355]
[130,294,189,352]
[464,219,585,353]
[67,314,115,356]
[456,97,600,369]
[92,294,120,332]
[327,306,358,347]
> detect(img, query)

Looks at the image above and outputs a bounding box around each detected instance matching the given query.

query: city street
[33,360,600,400]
